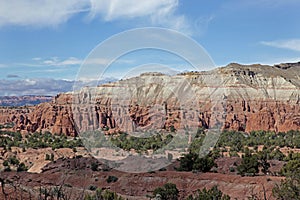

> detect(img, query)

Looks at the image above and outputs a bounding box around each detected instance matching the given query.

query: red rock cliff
[0,63,299,135]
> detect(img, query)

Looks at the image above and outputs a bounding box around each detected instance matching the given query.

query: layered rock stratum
[0,62,299,136]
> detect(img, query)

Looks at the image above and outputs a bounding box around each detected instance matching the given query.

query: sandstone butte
[0,62,299,136]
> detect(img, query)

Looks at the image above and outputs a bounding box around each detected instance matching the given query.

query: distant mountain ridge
[0,95,53,107]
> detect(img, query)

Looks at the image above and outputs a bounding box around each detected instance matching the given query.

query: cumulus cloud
[261,39,300,52]
[0,0,190,32]
[0,78,72,96]
[0,77,117,96]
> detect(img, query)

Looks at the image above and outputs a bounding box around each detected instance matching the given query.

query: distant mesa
[0,95,53,107]
[140,72,166,76]
[0,61,299,136]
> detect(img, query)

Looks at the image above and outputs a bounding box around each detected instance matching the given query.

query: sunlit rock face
[1,62,299,135]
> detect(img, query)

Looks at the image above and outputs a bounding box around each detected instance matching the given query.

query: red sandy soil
[0,156,284,200]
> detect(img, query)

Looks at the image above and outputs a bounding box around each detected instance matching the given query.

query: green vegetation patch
[0,130,83,150]
[110,132,173,153]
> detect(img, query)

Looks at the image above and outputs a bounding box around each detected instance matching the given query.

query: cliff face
[0,63,299,135]
[0,100,76,136]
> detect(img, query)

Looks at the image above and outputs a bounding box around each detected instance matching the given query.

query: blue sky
[0,0,300,95]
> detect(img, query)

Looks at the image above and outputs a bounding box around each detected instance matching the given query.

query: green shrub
[187,185,230,200]
[281,159,300,176]
[106,175,118,183]
[9,156,20,165]
[178,152,217,172]
[17,162,28,172]
[153,183,179,200]
[84,189,124,200]
[229,167,235,172]
[91,162,98,171]
[50,153,54,161]
[3,160,9,166]
[88,185,97,191]
[237,148,259,176]
[4,166,11,172]
[110,132,173,153]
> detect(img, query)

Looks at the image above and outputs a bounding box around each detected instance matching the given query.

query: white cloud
[60,57,83,65]
[27,57,83,67]
[90,0,171,20]
[43,57,82,66]
[261,39,300,52]
[0,0,190,33]
[17,56,134,69]
[88,0,190,32]
[193,15,215,36]
[14,57,82,69]
[0,0,88,27]
[0,64,7,68]
[89,0,190,33]
[0,77,117,96]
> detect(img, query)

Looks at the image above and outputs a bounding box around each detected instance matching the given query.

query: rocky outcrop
[223,100,299,132]
[0,95,76,136]
[0,62,299,135]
